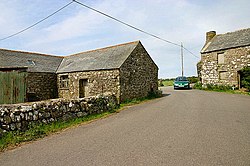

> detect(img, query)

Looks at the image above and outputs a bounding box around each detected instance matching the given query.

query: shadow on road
[162,93,171,97]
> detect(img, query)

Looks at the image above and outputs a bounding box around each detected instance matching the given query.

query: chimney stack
[206,31,216,43]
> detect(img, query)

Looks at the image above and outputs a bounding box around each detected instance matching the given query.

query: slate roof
[0,49,63,73]
[201,28,250,53]
[57,41,140,73]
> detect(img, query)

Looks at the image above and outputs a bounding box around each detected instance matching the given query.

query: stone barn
[0,49,63,104]
[0,41,158,104]
[57,41,158,102]
[199,28,250,87]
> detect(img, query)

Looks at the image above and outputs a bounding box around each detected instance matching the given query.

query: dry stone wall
[200,46,250,86]
[0,94,118,137]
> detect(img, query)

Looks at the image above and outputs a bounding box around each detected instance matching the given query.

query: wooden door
[79,79,88,98]
[0,71,27,104]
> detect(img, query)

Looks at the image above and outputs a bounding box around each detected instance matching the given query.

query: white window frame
[60,75,69,89]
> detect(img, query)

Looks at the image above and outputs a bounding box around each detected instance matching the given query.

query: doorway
[0,70,27,104]
[79,79,88,98]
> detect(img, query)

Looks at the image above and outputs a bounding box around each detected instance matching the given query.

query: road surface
[1,87,250,166]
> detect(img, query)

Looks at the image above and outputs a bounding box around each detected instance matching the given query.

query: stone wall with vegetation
[58,69,120,101]
[0,94,118,136]
[200,46,250,87]
[27,72,58,102]
[120,42,158,101]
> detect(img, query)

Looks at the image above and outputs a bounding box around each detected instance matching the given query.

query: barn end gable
[119,41,158,101]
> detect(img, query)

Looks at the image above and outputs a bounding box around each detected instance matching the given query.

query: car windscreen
[175,77,188,81]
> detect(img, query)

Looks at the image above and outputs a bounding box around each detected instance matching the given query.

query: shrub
[148,90,163,99]
[240,67,250,91]
[193,82,203,89]
[193,82,233,91]
[187,76,199,84]
[158,80,164,87]
[205,84,232,91]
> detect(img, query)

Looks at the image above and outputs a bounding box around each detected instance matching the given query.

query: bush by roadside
[240,67,250,91]
[193,82,250,95]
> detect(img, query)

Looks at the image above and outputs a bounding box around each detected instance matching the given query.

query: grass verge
[0,112,112,152]
[193,82,250,95]
[159,80,174,87]
[0,93,162,152]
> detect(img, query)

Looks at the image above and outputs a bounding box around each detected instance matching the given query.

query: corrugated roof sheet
[201,28,250,53]
[0,49,63,73]
[57,41,140,73]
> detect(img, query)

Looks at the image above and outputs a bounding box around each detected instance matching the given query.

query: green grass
[0,112,111,151]
[120,97,150,107]
[193,82,250,95]
[0,93,162,152]
[160,80,174,86]
[207,89,250,95]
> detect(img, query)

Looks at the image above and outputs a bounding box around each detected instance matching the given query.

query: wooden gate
[0,71,27,104]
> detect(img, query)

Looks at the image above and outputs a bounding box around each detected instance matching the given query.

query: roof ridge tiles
[0,48,64,58]
[221,28,250,35]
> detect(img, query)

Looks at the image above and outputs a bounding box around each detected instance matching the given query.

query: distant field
[159,76,198,87]
[160,80,174,86]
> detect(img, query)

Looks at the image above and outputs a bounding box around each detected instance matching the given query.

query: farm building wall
[119,42,158,102]
[200,46,250,87]
[26,72,58,101]
[57,69,120,101]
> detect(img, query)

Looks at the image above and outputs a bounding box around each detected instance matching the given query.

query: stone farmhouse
[0,41,158,104]
[198,28,250,87]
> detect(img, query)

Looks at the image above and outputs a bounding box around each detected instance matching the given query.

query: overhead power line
[183,47,199,58]
[0,0,199,59]
[73,0,199,59]
[0,1,73,41]
[73,0,179,47]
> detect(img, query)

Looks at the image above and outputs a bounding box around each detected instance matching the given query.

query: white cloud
[0,0,249,78]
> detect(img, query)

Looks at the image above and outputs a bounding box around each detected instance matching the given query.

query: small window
[218,53,224,64]
[60,75,69,89]
[219,72,227,80]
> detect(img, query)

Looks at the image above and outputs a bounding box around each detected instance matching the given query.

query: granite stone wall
[27,72,58,101]
[120,42,158,101]
[58,69,120,101]
[0,94,118,136]
[200,46,250,87]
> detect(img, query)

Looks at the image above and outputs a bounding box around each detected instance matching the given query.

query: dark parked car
[174,76,190,89]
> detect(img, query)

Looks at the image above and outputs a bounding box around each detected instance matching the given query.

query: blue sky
[0,0,249,78]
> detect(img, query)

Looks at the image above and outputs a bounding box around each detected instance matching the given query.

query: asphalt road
[1,87,250,166]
